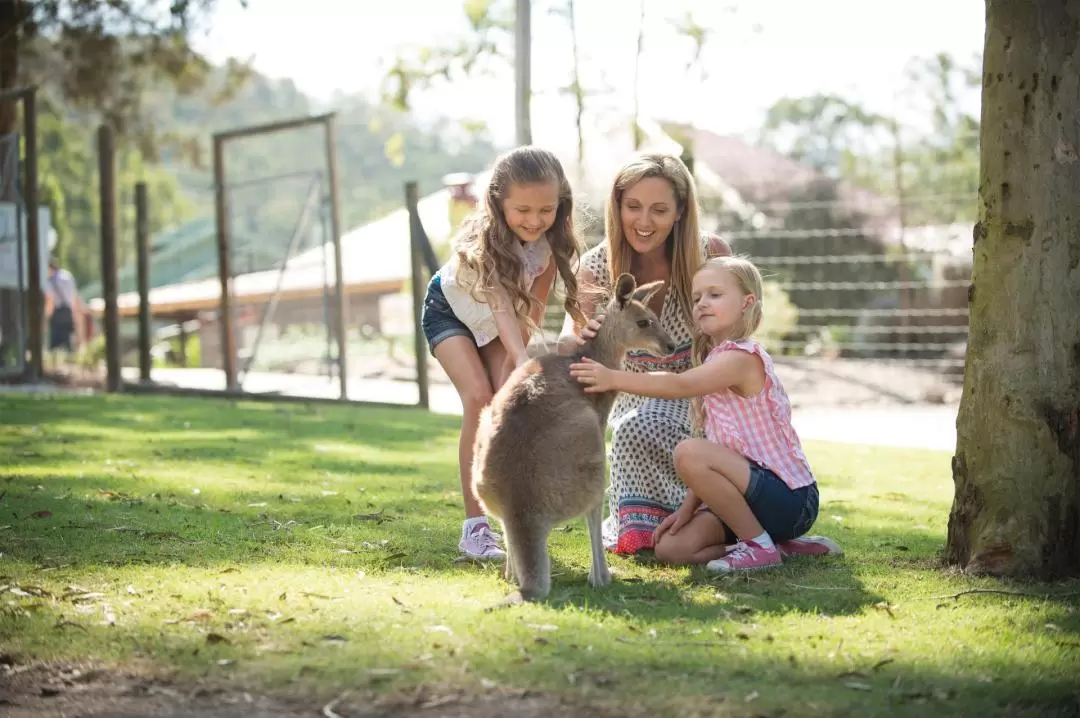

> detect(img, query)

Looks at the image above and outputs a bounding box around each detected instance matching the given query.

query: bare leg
[585,503,612,587]
[478,339,514,392]
[433,336,495,519]
[673,438,765,541]
[653,511,731,565]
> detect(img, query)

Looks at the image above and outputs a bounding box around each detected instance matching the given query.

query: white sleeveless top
[440,235,552,347]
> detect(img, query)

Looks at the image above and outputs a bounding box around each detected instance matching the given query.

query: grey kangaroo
[472,273,675,605]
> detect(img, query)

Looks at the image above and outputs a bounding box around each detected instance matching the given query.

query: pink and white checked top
[701,340,816,490]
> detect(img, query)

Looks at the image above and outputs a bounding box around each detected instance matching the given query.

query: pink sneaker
[706,540,783,574]
[777,535,843,558]
[458,521,506,561]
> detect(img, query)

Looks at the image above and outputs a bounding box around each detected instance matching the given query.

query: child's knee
[653,534,694,565]
[461,387,494,415]
[673,438,709,475]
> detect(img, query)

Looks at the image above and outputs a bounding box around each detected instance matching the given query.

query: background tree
[758,53,982,227]
[946,0,1080,579]
[0,0,245,363]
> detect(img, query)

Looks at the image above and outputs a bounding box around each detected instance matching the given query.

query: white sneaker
[459,520,506,561]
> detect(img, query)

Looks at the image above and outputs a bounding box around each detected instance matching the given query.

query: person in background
[44,258,84,367]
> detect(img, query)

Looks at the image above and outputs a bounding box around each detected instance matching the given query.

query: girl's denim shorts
[699,462,819,542]
[421,271,473,357]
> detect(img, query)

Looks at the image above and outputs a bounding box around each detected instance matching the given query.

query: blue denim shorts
[421,271,473,356]
[700,462,819,542]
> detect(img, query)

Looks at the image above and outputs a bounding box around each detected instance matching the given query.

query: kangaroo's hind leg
[586,502,612,588]
[499,518,516,584]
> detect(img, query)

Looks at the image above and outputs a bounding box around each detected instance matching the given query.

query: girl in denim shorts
[570,256,842,573]
[422,146,586,561]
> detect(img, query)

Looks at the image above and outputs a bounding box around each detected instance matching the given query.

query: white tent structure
[92,184,464,319]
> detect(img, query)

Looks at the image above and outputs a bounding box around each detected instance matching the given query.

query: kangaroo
[472,273,675,606]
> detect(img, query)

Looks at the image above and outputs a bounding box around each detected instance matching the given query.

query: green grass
[1,393,1077,717]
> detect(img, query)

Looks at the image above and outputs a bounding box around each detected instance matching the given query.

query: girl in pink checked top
[569,256,842,573]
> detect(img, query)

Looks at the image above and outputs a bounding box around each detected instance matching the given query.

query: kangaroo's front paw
[588,564,612,588]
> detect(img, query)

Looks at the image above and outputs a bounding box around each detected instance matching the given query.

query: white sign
[0,202,54,290]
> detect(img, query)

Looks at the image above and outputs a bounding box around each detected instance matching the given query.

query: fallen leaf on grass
[300,592,340,600]
[53,619,89,632]
[206,633,231,645]
[421,694,459,709]
[874,601,898,618]
[527,624,558,632]
[186,609,214,622]
[366,668,400,679]
[353,511,392,523]
[31,510,52,519]
[101,604,117,625]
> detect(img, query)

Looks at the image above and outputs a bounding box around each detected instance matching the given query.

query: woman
[558,153,731,554]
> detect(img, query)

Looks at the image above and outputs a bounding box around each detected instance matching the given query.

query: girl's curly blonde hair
[454,146,586,333]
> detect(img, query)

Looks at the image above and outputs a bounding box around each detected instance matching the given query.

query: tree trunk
[946,0,1080,579]
[0,0,22,365]
[631,0,645,150]
[566,0,584,181]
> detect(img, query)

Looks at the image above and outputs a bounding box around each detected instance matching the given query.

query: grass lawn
[0,392,1077,717]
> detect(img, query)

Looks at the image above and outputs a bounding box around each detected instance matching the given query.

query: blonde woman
[570,256,842,572]
[558,153,730,554]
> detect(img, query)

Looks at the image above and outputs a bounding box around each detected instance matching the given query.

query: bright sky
[193,0,986,147]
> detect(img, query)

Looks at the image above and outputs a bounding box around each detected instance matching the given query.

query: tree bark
[0,0,18,134]
[946,0,1080,579]
[0,0,22,364]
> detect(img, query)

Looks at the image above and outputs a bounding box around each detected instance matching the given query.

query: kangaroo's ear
[614,273,638,308]
[632,280,665,307]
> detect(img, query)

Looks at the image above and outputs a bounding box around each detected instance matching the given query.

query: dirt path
[1,661,635,718]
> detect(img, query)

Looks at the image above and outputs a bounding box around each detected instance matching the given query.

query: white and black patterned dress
[580,242,702,554]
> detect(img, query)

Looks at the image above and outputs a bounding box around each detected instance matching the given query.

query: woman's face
[619,177,682,257]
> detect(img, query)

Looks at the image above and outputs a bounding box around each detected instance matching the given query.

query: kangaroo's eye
[637,320,651,328]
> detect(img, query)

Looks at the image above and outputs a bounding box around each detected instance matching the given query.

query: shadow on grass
[4,394,1080,717]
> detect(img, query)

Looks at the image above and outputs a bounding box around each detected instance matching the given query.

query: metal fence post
[135,182,151,383]
[97,125,120,393]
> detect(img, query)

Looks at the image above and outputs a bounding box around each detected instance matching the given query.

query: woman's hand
[580,314,604,340]
[653,504,695,543]
[559,315,605,351]
[569,356,617,393]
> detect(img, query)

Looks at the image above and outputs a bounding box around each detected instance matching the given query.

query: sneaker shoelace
[473,525,502,552]
[726,541,760,562]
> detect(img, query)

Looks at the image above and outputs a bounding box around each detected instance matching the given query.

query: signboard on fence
[0,202,54,290]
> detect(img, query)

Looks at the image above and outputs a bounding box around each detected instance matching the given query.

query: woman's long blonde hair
[689,256,765,434]
[456,146,586,330]
[604,153,703,324]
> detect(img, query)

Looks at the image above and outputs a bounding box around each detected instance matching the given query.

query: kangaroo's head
[595,273,676,361]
